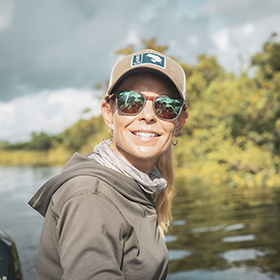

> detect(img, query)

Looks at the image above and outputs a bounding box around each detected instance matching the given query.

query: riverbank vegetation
[1,36,279,188]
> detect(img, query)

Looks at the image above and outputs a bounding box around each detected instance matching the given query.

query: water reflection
[167,176,280,279]
[168,249,193,261]
[0,166,62,280]
[221,248,269,263]
[168,267,274,280]
[222,234,255,243]
[1,167,280,279]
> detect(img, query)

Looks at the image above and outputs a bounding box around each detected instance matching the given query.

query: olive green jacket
[29,153,168,280]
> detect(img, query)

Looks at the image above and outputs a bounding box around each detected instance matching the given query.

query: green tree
[60,116,105,152]
[251,33,280,80]
[27,132,54,151]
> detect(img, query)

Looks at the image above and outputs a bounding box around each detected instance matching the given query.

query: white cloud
[187,36,199,47]
[242,23,255,35]
[211,28,230,53]
[0,0,14,31]
[200,0,280,73]
[0,88,102,143]
[1,0,280,102]
[208,12,280,73]
[125,30,141,46]
[202,0,280,24]
[1,0,280,142]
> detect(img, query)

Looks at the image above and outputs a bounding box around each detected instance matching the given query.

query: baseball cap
[106,49,186,100]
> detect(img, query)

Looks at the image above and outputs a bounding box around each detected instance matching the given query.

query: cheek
[112,112,125,129]
[165,123,176,145]
[112,113,132,139]
[165,122,176,136]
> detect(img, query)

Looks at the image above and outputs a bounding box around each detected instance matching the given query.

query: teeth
[135,132,158,137]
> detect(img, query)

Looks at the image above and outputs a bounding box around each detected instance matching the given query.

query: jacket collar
[28,152,154,216]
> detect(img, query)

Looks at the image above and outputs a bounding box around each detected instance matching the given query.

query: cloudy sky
[1,0,280,143]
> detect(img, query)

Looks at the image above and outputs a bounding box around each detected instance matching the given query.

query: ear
[101,100,114,130]
[174,107,188,135]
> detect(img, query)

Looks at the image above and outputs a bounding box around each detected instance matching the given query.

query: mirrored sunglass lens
[155,97,182,119]
[118,92,145,114]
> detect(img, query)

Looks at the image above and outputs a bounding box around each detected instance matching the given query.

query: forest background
[1,35,280,189]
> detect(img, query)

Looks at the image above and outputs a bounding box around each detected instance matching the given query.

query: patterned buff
[88,139,167,195]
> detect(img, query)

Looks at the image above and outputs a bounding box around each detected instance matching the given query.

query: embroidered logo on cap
[131,52,166,68]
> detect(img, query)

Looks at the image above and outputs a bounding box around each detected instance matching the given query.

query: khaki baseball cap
[106,49,186,100]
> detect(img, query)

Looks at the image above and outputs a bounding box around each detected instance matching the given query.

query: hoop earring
[172,135,178,146]
[108,128,113,138]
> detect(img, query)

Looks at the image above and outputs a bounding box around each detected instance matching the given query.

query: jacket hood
[28,152,154,216]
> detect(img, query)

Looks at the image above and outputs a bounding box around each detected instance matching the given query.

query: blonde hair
[104,94,180,236]
[154,146,175,235]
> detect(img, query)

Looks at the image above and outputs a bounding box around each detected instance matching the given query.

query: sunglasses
[112,91,185,121]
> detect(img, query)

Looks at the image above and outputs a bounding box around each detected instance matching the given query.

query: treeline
[0,36,279,188]
[175,33,280,188]
[1,116,106,152]
[0,116,107,165]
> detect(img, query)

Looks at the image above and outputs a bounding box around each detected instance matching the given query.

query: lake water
[0,166,279,280]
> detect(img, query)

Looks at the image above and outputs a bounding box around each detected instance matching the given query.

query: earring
[108,128,113,138]
[172,135,178,146]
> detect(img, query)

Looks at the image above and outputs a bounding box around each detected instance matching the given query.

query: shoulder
[50,175,130,228]
[51,175,108,212]
[53,175,100,199]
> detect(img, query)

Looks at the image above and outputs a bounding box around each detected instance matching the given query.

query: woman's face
[102,72,187,173]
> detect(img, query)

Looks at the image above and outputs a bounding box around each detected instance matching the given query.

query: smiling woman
[28,49,188,280]
[103,71,186,173]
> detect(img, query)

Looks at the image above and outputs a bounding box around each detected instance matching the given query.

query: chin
[134,147,163,160]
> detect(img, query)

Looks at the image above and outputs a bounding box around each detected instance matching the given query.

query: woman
[29,49,188,280]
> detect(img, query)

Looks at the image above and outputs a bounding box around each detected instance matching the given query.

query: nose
[138,99,156,122]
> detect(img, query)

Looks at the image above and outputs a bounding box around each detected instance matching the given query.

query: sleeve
[56,189,128,280]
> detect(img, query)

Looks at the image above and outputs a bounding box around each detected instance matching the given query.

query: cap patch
[131,52,166,69]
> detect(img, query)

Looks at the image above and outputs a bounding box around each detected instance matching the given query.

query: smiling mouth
[133,131,160,138]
